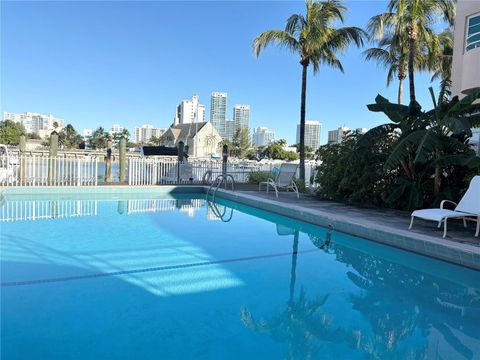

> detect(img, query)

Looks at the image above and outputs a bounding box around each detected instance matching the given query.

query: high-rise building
[252,126,275,147]
[175,95,206,125]
[327,126,350,145]
[2,112,65,138]
[296,120,322,150]
[225,120,236,142]
[451,0,480,98]
[210,92,228,138]
[134,125,166,144]
[233,104,250,130]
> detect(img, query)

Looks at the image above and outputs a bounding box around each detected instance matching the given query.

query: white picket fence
[0,155,98,187]
[127,158,277,186]
[128,157,318,186]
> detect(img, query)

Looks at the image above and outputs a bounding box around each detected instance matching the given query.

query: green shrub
[247,171,273,184]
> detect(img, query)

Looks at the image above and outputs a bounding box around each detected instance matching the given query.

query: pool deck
[216,189,480,270]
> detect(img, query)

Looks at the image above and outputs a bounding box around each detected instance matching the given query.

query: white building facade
[252,126,275,147]
[134,125,166,144]
[175,95,206,125]
[296,120,322,150]
[233,104,250,130]
[451,0,480,98]
[2,112,65,138]
[328,126,350,145]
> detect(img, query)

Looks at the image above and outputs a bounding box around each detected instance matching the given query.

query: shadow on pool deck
[239,191,480,249]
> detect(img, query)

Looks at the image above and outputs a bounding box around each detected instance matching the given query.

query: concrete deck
[215,189,480,270]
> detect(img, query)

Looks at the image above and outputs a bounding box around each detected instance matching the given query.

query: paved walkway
[241,191,480,247]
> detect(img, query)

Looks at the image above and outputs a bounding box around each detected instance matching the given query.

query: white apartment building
[296,120,322,150]
[451,0,480,98]
[252,126,275,147]
[110,124,125,137]
[327,126,350,145]
[233,104,250,130]
[2,112,65,138]
[451,0,480,155]
[210,92,228,139]
[174,95,206,125]
[134,125,166,144]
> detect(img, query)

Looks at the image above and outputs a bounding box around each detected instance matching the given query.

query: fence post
[177,141,184,183]
[48,131,58,185]
[222,144,228,176]
[119,136,127,183]
[105,140,112,183]
[19,133,26,185]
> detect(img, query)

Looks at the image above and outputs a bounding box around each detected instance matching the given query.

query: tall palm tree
[253,0,365,181]
[363,36,408,105]
[429,28,454,104]
[369,0,455,104]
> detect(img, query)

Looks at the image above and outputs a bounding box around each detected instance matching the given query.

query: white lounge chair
[409,175,480,238]
[259,163,299,198]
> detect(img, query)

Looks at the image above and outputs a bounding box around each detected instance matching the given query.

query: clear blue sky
[1,1,445,145]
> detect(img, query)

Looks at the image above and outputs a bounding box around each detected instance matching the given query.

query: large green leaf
[447,88,480,115]
[443,116,472,136]
[385,130,427,169]
[433,154,480,168]
[367,95,410,123]
[414,129,442,164]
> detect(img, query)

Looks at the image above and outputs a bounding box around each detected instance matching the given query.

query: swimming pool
[1,190,479,359]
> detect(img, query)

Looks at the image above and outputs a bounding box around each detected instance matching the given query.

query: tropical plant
[0,120,25,145]
[89,126,110,149]
[232,126,251,158]
[58,124,83,149]
[253,0,366,181]
[264,140,299,160]
[367,88,480,209]
[364,36,408,105]
[428,28,454,104]
[369,0,455,103]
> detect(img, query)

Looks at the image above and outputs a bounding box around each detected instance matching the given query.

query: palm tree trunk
[398,78,403,105]
[408,26,416,103]
[299,63,308,182]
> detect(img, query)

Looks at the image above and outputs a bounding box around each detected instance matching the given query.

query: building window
[466,14,480,52]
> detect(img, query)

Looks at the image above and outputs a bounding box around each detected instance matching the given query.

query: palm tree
[253,0,366,181]
[364,36,408,105]
[369,0,455,103]
[428,28,454,104]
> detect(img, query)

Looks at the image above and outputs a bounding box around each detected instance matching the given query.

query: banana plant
[385,87,480,198]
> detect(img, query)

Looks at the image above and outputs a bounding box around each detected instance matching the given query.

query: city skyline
[2,1,443,145]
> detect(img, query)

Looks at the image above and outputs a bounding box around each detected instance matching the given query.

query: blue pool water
[1,192,479,359]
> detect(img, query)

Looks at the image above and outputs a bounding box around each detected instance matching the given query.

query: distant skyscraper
[252,126,275,147]
[225,120,236,142]
[3,112,65,138]
[210,92,227,138]
[134,125,166,143]
[233,104,250,130]
[327,126,350,145]
[296,120,321,150]
[175,95,205,125]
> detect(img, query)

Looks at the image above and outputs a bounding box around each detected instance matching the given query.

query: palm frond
[252,30,299,57]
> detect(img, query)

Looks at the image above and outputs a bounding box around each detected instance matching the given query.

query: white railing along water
[0,155,98,187]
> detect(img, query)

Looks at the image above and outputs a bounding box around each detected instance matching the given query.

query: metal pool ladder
[207,174,235,200]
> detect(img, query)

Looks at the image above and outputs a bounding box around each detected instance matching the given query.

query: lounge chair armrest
[440,200,457,210]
